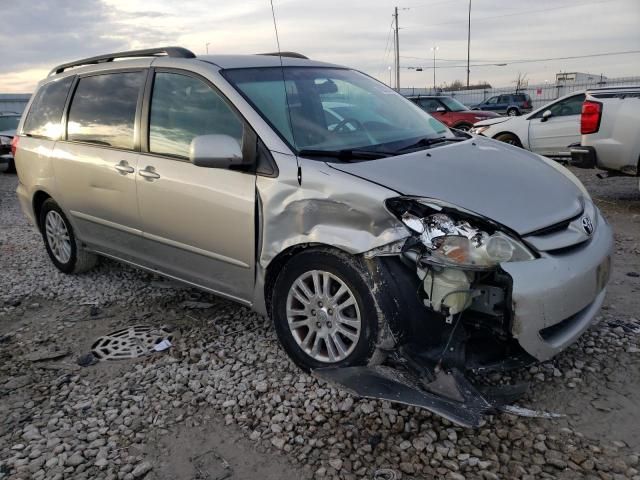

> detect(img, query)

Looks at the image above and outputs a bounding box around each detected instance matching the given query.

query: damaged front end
[316,197,542,427]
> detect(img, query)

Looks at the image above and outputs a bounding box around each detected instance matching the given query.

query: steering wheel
[334,118,364,133]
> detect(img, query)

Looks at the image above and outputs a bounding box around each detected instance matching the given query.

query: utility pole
[431,46,439,92]
[394,7,400,91]
[206,42,210,54]
[466,0,471,88]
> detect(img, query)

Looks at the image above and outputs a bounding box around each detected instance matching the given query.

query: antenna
[269,0,301,185]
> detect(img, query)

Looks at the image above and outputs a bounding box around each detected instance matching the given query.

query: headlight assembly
[470,126,489,135]
[399,209,535,270]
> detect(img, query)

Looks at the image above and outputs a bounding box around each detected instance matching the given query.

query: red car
[407,95,500,131]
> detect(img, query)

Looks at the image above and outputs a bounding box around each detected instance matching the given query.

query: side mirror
[541,110,552,122]
[189,134,246,168]
[436,106,446,112]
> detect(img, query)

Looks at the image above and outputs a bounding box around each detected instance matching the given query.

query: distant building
[0,93,31,114]
[555,72,607,84]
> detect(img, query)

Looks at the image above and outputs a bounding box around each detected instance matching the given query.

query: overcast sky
[1,0,638,93]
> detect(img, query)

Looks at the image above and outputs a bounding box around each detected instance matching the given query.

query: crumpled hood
[473,116,513,127]
[327,137,584,235]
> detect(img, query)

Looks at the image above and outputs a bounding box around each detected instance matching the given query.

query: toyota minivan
[13,47,612,424]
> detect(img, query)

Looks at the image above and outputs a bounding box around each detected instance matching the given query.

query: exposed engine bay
[315,198,543,428]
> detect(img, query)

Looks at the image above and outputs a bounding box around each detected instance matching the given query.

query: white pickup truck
[570,86,640,188]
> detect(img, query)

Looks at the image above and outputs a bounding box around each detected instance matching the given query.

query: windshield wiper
[297,148,392,161]
[394,136,466,154]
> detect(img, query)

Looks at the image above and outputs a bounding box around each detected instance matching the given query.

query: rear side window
[22,76,74,139]
[67,72,144,150]
[149,72,243,159]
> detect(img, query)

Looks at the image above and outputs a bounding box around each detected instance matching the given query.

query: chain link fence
[400,76,640,109]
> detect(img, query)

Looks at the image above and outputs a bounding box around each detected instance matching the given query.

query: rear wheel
[494,132,522,148]
[271,249,383,371]
[507,108,519,116]
[4,157,16,174]
[39,199,97,274]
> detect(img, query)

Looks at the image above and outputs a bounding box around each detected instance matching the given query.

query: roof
[199,54,343,70]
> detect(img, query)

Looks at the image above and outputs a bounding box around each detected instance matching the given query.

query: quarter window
[23,76,74,139]
[67,72,144,150]
[149,72,243,159]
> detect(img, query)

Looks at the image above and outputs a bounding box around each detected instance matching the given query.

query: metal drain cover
[91,325,175,361]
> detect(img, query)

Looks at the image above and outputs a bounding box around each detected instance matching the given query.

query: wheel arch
[492,131,523,147]
[263,243,353,318]
[32,190,53,231]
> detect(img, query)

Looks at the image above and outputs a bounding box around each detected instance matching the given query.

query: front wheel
[271,249,382,371]
[40,199,97,274]
[494,132,522,148]
[453,123,473,132]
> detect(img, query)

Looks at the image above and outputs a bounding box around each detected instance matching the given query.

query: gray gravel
[1,168,640,480]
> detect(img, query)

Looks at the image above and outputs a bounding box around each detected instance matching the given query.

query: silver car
[14,47,612,425]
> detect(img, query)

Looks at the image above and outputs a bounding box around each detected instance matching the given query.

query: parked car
[570,86,640,189]
[470,92,586,159]
[406,95,500,131]
[472,93,533,116]
[0,111,21,173]
[13,47,612,426]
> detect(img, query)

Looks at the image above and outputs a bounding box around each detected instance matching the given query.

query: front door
[528,94,584,157]
[53,70,146,260]
[135,70,256,302]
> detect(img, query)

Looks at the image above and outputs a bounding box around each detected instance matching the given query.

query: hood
[468,110,500,119]
[473,116,513,127]
[327,137,584,235]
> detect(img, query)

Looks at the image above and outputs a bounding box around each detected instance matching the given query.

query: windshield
[0,116,19,131]
[223,67,452,154]
[439,97,469,112]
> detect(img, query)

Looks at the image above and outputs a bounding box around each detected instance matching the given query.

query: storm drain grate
[91,325,175,361]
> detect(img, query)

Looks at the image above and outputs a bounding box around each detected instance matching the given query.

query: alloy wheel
[286,270,362,363]
[45,210,72,264]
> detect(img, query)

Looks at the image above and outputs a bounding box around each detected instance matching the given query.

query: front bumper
[501,211,613,361]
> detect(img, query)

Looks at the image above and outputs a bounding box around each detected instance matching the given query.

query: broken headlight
[401,211,535,270]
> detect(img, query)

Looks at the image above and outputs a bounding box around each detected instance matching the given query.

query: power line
[403,0,623,29]
[378,17,395,81]
[402,49,640,70]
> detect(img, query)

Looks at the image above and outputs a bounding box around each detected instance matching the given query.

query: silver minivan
[14,47,612,425]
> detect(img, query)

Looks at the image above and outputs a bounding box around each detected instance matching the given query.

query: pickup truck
[570,86,640,188]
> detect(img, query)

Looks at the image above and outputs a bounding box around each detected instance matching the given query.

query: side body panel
[51,143,145,260]
[135,155,257,302]
[528,114,580,156]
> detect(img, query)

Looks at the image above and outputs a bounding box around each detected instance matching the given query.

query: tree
[513,72,528,92]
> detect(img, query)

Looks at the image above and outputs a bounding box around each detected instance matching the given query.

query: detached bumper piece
[314,364,527,428]
[569,145,597,169]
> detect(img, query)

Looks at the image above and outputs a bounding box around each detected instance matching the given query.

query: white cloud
[1,0,638,93]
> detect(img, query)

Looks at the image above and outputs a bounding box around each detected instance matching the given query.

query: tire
[453,123,473,132]
[271,248,383,371]
[507,108,519,116]
[39,198,97,274]
[494,132,522,148]
[4,157,16,174]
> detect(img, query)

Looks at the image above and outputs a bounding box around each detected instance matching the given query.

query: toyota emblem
[582,216,594,235]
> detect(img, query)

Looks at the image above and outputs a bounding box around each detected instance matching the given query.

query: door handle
[115,161,134,174]
[139,166,160,180]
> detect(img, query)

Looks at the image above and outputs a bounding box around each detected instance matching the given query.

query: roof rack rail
[49,46,196,76]
[258,52,309,60]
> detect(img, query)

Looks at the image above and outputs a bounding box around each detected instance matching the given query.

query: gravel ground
[0,165,639,480]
